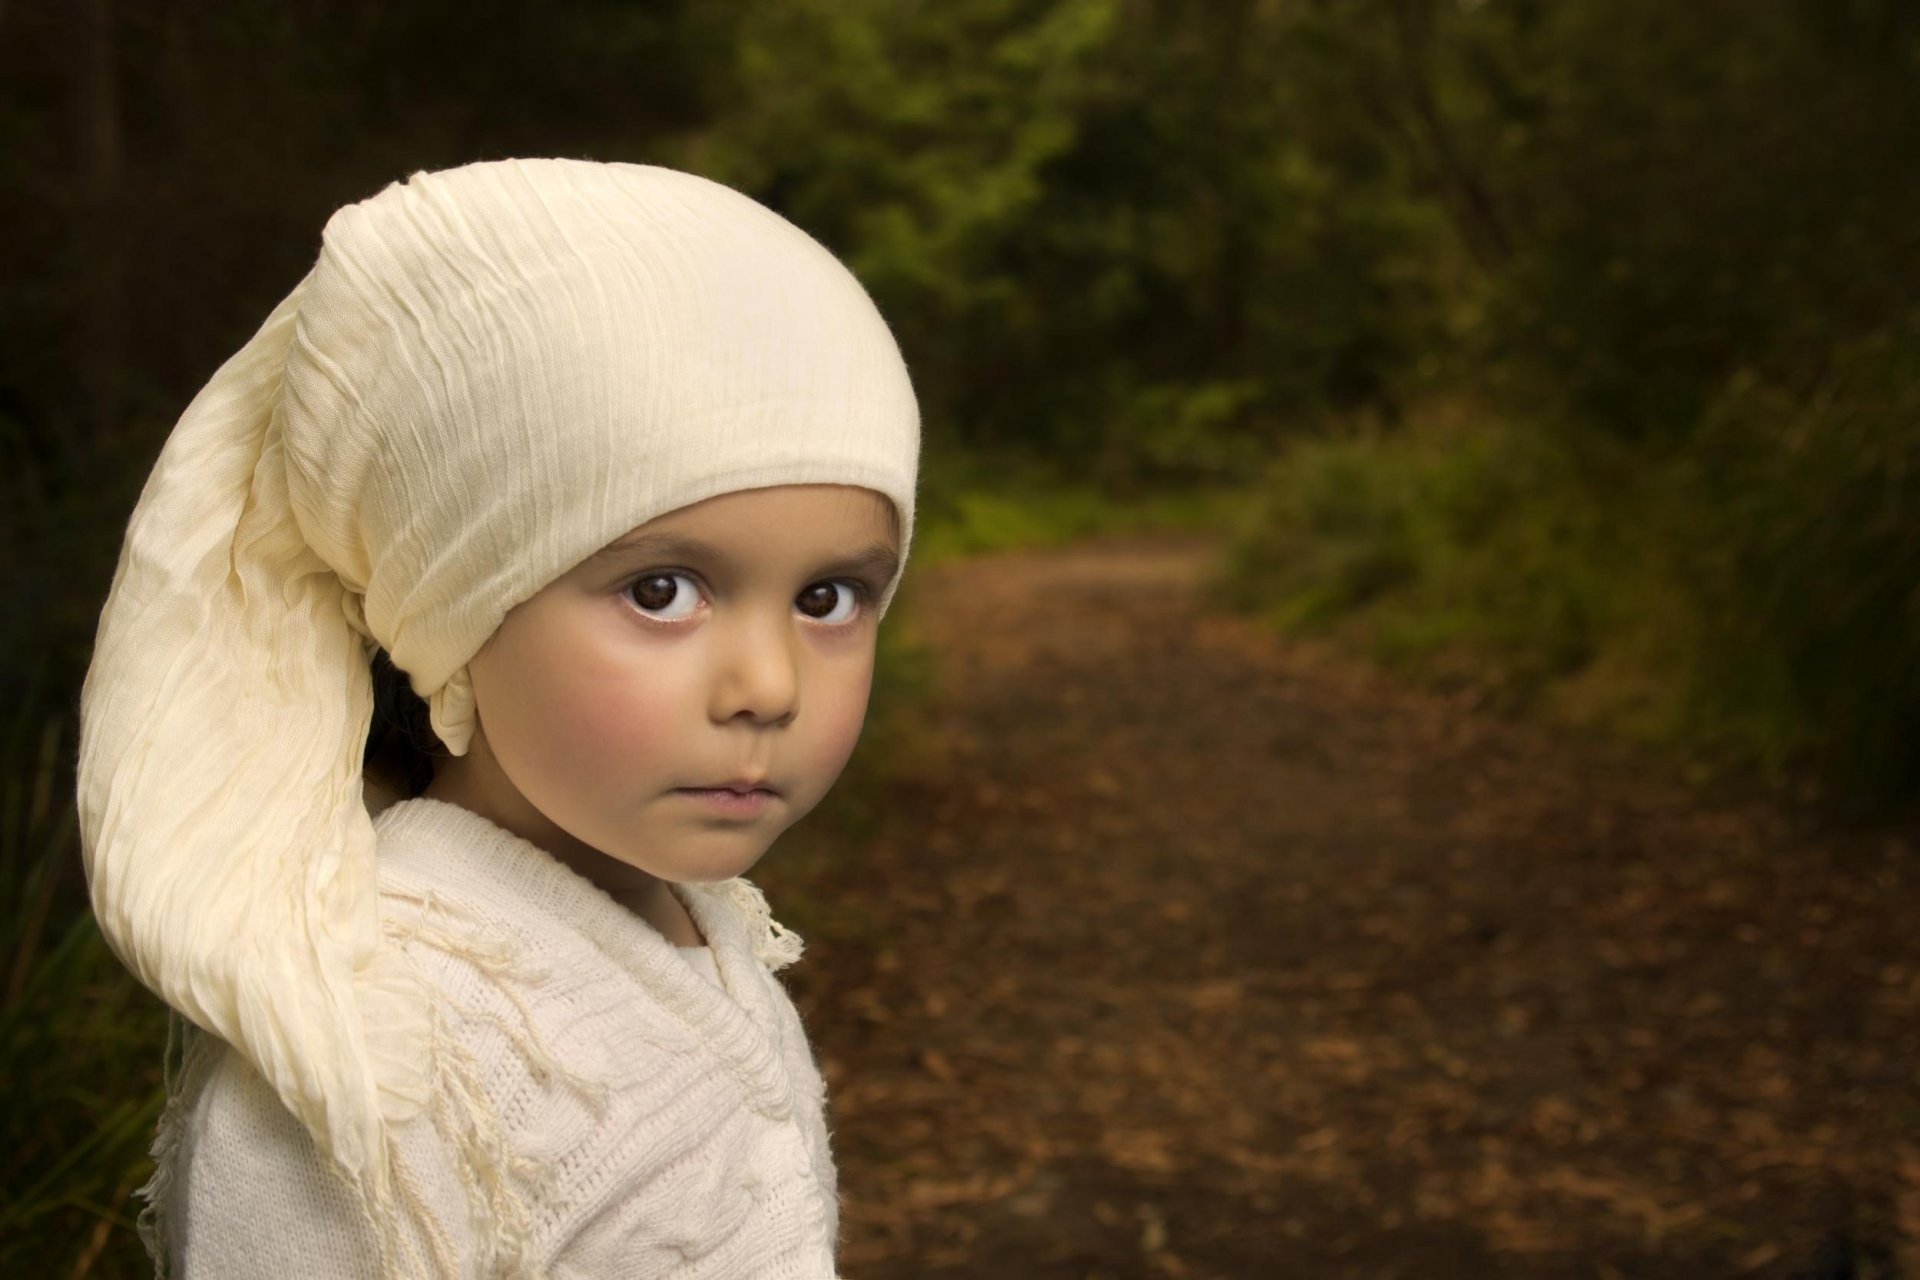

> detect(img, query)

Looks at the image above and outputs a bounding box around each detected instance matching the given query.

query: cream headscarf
[76,158,918,1241]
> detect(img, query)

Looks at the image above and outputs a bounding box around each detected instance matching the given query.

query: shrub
[1673,316,1920,803]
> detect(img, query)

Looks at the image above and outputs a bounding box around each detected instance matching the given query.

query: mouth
[680,779,779,796]
[672,782,779,818]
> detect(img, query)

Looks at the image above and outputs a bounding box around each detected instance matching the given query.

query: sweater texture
[143,796,840,1278]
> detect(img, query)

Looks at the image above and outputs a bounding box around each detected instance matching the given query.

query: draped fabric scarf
[76,158,919,1266]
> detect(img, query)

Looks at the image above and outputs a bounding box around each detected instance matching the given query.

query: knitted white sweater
[144,797,841,1278]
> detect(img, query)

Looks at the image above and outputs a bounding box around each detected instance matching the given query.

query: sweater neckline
[371,795,797,1119]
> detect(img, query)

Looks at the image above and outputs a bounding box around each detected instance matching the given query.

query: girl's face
[428,483,900,915]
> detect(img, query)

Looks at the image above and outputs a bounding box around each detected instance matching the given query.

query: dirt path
[763,536,1920,1280]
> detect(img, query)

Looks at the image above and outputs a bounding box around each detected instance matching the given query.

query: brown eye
[629,573,700,620]
[796,582,859,623]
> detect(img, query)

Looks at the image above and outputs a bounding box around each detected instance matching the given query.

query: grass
[1,694,170,1279]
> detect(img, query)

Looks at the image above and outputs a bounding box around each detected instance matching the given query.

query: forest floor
[762,534,1920,1280]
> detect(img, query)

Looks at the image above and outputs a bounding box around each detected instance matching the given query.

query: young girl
[76,157,919,1277]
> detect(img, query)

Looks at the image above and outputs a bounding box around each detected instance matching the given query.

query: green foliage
[1220,411,1647,707]
[1101,379,1272,483]
[1673,317,1920,800]
[1211,0,1920,809]
[1481,0,1920,438]
[1217,429,1422,629]
[689,0,1449,473]
[1225,352,1920,808]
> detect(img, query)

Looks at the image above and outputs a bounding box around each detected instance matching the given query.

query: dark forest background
[4,0,1917,1273]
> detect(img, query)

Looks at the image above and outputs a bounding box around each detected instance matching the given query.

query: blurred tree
[695,0,1449,484]
[1480,0,1920,440]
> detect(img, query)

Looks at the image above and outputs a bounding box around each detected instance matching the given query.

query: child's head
[427,482,901,898]
[284,160,918,758]
[77,158,918,1198]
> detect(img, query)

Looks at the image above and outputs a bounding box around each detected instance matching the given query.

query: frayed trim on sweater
[715,877,805,971]
[384,888,608,1109]
[365,886,621,1278]
[134,1010,212,1276]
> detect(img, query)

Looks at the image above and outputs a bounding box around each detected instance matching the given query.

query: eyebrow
[586,531,902,584]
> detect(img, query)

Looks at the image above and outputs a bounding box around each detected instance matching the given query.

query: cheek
[547,666,672,782]
[481,613,683,789]
[807,652,877,783]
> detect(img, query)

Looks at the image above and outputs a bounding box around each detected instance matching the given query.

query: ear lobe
[429,665,478,757]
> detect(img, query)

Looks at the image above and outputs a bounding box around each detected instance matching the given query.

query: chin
[675,861,769,887]
[655,839,776,886]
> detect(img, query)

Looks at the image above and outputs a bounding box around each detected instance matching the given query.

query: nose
[709,610,799,727]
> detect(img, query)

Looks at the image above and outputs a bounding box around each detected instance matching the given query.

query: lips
[691,779,777,795]
[672,782,778,818]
